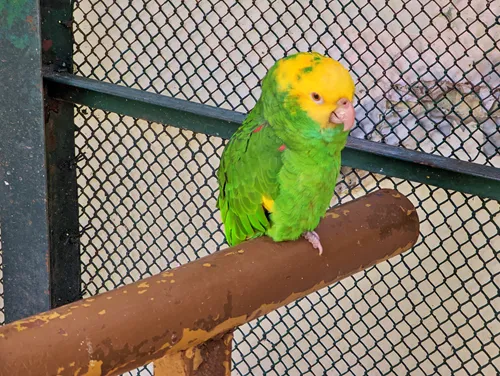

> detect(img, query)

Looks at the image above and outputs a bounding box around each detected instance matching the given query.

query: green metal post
[41,0,81,309]
[0,0,80,322]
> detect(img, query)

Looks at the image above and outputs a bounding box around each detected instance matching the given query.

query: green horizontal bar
[44,73,500,201]
[45,72,242,138]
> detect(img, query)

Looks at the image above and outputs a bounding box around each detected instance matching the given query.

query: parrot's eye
[310,92,324,104]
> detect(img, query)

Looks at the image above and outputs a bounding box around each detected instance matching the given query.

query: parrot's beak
[329,98,355,131]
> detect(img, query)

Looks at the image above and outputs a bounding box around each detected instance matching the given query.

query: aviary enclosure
[0,0,498,375]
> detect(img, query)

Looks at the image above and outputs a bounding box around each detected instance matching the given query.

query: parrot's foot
[303,231,323,255]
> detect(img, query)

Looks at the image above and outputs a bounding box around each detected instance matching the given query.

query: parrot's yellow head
[270,52,356,132]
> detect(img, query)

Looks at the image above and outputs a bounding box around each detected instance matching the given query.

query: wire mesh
[73,0,499,167]
[68,0,500,374]
[75,107,499,376]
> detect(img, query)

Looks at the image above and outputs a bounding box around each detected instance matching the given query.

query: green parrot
[217,51,356,255]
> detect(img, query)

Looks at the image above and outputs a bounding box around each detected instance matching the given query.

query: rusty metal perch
[0,189,419,376]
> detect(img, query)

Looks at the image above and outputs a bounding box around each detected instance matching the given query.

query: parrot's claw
[303,231,323,255]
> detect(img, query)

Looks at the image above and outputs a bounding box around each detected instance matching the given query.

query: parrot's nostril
[338,98,349,107]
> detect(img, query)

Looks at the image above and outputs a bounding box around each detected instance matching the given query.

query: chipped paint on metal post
[0,0,52,321]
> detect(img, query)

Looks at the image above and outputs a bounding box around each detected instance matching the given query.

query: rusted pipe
[0,189,419,376]
[154,332,232,376]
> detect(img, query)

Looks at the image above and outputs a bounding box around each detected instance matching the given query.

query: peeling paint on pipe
[154,332,233,376]
[0,189,419,376]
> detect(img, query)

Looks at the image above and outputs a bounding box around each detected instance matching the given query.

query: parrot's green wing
[217,109,284,246]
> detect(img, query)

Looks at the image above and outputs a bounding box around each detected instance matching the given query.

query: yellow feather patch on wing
[262,195,275,212]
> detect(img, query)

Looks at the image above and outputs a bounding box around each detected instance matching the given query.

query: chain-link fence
[73,0,499,166]
[74,106,499,375]
[2,0,498,374]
